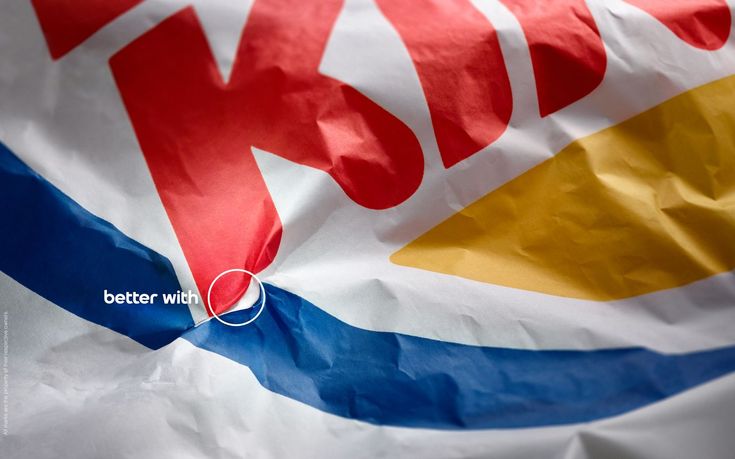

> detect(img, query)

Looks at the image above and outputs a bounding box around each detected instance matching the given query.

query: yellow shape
[392,75,735,300]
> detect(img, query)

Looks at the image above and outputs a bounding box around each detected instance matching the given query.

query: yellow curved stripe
[392,75,735,300]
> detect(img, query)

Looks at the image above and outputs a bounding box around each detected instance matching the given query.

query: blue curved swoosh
[0,142,193,348]
[2,141,735,429]
[186,285,735,428]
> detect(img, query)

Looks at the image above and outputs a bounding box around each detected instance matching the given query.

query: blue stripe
[2,141,735,429]
[0,142,193,348]
[186,285,735,429]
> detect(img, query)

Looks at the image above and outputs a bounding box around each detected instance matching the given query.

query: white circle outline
[206,269,266,327]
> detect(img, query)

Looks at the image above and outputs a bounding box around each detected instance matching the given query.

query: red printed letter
[110,1,424,313]
[378,0,513,167]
